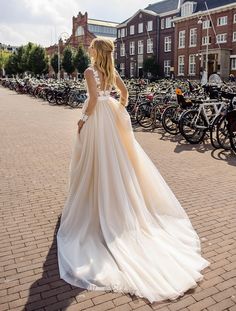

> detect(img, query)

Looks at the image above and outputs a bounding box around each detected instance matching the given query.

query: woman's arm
[83,68,98,116]
[115,70,129,106]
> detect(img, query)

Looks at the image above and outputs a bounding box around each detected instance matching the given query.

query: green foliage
[50,53,59,74]
[4,42,48,76]
[143,56,159,77]
[73,44,89,75]
[28,45,48,75]
[62,46,75,75]
[0,50,11,70]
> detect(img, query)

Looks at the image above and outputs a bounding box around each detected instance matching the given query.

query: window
[138,40,143,54]
[178,55,184,75]
[129,41,135,55]
[161,18,165,29]
[138,23,143,33]
[202,36,211,45]
[202,20,211,29]
[130,25,134,35]
[114,44,117,59]
[76,26,84,36]
[120,43,125,56]
[234,14,236,23]
[189,28,197,47]
[147,38,153,53]
[117,29,120,38]
[216,33,227,43]
[178,30,185,48]
[233,32,236,42]
[189,54,196,75]
[165,17,172,28]
[130,62,135,77]
[231,58,236,70]
[121,28,126,37]
[120,63,125,76]
[164,60,171,76]
[181,2,194,17]
[164,36,171,52]
[147,21,153,31]
[217,16,228,26]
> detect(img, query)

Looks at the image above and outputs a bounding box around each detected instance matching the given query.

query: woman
[57,38,210,303]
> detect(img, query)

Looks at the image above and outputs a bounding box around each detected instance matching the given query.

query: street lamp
[57,32,69,80]
[198,16,209,81]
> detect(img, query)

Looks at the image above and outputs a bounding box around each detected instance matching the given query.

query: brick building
[116,0,182,78]
[45,12,118,77]
[173,0,236,79]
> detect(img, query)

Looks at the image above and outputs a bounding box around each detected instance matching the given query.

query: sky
[0,0,159,47]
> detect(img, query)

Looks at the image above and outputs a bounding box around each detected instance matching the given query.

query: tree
[0,50,11,75]
[73,44,89,76]
[5,52,18,75]
[50,53,59,74]
[21,42,34,73]
[28,45,48,75]
[143,56,159,78]
[62,46,75,76]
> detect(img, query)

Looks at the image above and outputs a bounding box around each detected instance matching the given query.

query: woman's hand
[77,119,85,134]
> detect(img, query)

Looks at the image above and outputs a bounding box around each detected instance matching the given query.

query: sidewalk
[0,86,236,311]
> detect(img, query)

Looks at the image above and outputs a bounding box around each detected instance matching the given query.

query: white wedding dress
[57,67,210,303]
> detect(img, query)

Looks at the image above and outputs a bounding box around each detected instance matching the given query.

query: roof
[88,19,119,28]
[145,0,180,14]
[195,0,236,11]
[118,9,158,27]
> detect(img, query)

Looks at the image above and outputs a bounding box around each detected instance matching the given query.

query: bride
[57,38,210,303]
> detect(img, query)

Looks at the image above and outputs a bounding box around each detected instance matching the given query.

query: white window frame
[129,41,135,55]
[130,62,135,77]
[120,63,125,77]
[178,55,184,75]
[147,38,153,53]
[120,43,125,57]
[233,32,236,42]
[147,21,153,31]
[130,25,134,35]
[189,28,197,47]
[217,16,228,26]
[121,28,126,37]
[164,60,171,76]
[231,58,236,70]
[234,14,236,23]
[178,30,185,48]
[189,54,196,75]
[164,36,171,52]
[117,29,121,38]
[216,33,227,43]
[161,18,165,29]
[138,40,143,54]
[138,23,143,33]
[202,20,211,29]
[202,36,211,45]
[165,17,172,28]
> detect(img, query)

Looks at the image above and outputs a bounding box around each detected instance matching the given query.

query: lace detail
[90,66,112,98]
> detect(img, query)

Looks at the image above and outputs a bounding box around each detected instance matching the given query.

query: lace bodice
[86,66,112,98]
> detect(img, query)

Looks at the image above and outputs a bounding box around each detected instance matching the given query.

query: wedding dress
[57,66,210,303]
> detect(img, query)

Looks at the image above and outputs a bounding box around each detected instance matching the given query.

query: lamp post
[57,32,69,80]
[198,16,209,81]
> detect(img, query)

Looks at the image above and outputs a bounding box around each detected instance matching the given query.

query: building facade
[116,0,182,78]
[45,12,118,77]
[173,0,236,79]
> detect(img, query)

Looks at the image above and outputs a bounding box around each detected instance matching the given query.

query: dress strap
[91,66,101,87]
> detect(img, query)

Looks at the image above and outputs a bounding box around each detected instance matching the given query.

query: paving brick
[1,87,236,311]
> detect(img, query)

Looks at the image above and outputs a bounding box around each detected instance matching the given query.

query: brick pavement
[0,86,236,311]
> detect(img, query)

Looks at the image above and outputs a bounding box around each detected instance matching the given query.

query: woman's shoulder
[84,66,94,78]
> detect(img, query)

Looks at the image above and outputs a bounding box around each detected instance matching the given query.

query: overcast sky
[0,0,159,47]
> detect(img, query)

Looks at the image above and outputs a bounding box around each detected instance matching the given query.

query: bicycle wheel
[229,129,236,153]
[161,105,180,135]
[216,116,231,150]
[210,114,222,149]
[179,109,207,144]
[136,103,154,128]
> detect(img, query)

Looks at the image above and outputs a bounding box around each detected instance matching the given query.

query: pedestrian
[57,37,210,303]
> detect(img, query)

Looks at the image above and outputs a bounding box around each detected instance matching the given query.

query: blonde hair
[90,38,116,89]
